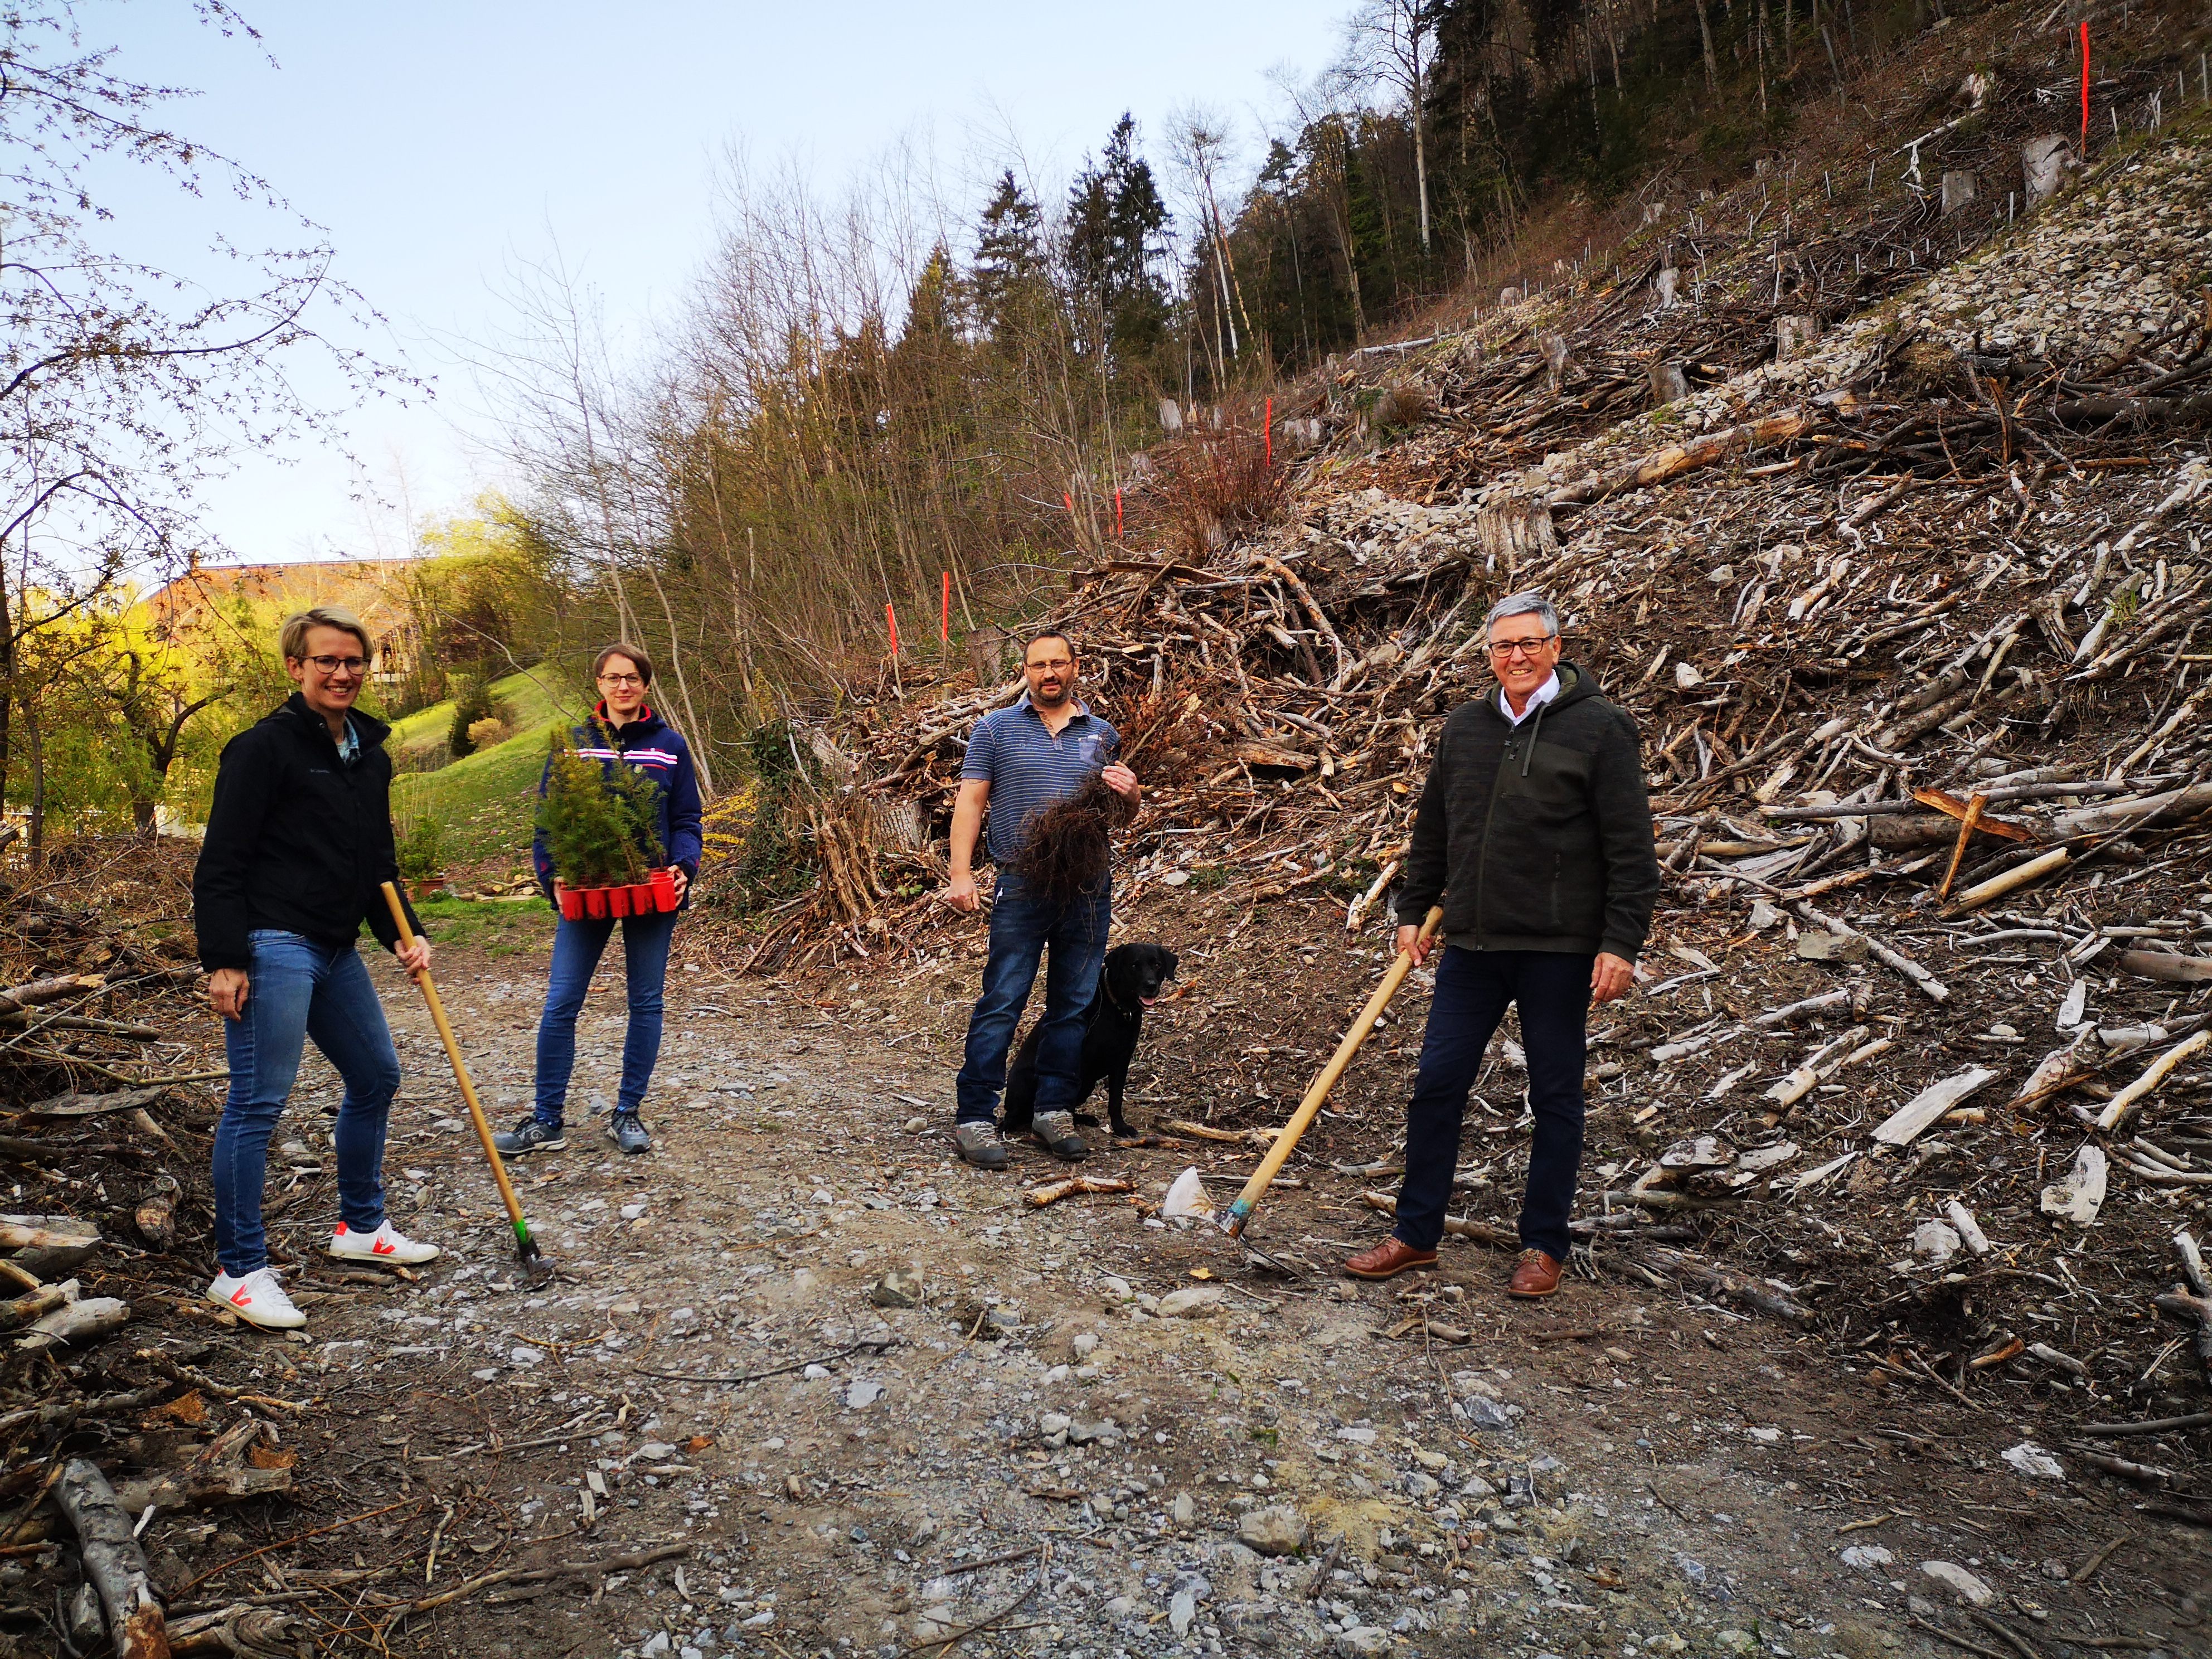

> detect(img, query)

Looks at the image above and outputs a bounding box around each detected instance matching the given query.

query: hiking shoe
[493,1116,566,1156]
[1033,1109,1089,1162]
[329,1220,441,1265]
[207,1267,306,1331]
[609,1112,652,1154]
[954,1120,1009,1170]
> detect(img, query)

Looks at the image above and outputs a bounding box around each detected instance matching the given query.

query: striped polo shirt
[963,695,1121,864]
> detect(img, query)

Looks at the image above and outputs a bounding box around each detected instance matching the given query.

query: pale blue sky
[98,1,1355,562]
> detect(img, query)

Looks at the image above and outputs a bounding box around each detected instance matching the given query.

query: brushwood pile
[793,115,2212,1492]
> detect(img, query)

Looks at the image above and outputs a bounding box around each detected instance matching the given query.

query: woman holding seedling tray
[498,642,702,1158]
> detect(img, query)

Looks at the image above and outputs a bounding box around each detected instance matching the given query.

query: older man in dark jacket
[1345,591,1658,1299]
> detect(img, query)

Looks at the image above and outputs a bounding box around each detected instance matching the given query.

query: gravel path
[244,937,2206,1658]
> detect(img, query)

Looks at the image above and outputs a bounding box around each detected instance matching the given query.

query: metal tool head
[514,1228,556,1290]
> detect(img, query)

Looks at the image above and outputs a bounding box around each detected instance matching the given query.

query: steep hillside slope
[724,6,2212,1545]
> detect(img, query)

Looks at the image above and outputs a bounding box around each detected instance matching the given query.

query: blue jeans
[212,930,402,1277]
[533,909,678,1125]
[957,871,1110,1125]
[1393,947,1593,1262]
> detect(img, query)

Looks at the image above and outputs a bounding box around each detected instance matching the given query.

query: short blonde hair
[280,607,373,663]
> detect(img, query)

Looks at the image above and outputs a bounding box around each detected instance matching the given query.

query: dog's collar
[1103,977,1137,1015]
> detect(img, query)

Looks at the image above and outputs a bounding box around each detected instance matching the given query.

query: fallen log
[56,1458,168,1659]
[1547,406,1827,513]
[16,1295,130,1351]
[2118,949,2212,986]
[113,1421,296,1517]
[1024,1176,1133,1208]
[2051,782,2212,838]
[0,1216,102,1253]
[2094,1030,2211,1131]
[1793,900,1948,1001]
[1873,1068,2003,1147]
[1628,1245,1813,1322]
[0,974,105,1018]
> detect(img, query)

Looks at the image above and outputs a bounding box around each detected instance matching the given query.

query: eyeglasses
[303,654,369,675]
[598,673,644,687]
[1487,635,1557,659]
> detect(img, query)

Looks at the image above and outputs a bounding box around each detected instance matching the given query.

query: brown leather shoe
[1506,1248,1564,1299]
[1344,1238,1439,1280]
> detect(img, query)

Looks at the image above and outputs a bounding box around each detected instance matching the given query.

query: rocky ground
[145,925,2202,1659]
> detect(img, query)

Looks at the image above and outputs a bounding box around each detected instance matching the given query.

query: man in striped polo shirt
[944,630,1141,1168]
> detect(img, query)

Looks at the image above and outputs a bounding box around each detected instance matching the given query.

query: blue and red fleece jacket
[530,704,704,904]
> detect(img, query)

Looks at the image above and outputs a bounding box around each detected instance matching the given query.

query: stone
[1071,1331,1099,1358]
[1748,901,1782,931]
[869,1270,920,1309]
[1717,1634,1758,1656]
[1335,1627,1393,1657]
[913,1604,959,1641]
[641,1637,672,1658]
[1941,171,1977,216]
[1403,1471,1440,1500]
[1794,929,1868,963]
[1156,1286,1226,1318]
[903,1116,928,1134]
[845,1379,885,1409]
[1460,1396,1515,1432]
[1170,1588,1196,1636]
[1236,1505,1308,1556]
[2001,1442,2064,1481]
[1776,314,1821,361]
[1912,1221,1962,1265]
[1039,1413,1073,1439]
[620,1203,646,1221]
[1921,1561,1995,1606]
[1172,1491,1196,1525]
[2040,1143,2107,1226]
[1068,1419,1122,1447]
[1841,1545,1894,1571]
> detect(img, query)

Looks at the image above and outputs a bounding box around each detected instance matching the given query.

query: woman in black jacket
[192,608,442,1330]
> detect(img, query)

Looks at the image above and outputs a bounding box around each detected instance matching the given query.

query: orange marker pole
[940,570,950,643]
[886,603,899,655]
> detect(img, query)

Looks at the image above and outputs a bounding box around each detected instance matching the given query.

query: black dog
[1001,943,1178,1141]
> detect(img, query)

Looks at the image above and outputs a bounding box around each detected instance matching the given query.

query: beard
[1030,677,1073,707]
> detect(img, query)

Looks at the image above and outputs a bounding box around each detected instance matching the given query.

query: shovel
[380,882,555,1289]
[1206,905,1444,1242]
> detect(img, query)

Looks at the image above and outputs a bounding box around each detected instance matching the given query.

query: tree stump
[1539,333,1571,386]
[1775,316,1821,362]
[1649,362,1690,406]
[2023,136,2077,207]
[1498,285,1522,307]
[1941,171,1977,215]
[1156,397,1183,434]
[1655,267,1681,308]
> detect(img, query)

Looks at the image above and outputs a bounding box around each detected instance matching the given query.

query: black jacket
[1396,662,1659,961]
[193,694,422,972]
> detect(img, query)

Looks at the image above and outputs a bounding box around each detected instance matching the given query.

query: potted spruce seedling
[395,814,447,903]
[537,729,677,918]
[539,733,636,918]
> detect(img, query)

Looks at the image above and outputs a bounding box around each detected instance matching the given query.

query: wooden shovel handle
[380,883,530,1235]
[1220,905,1444,1238]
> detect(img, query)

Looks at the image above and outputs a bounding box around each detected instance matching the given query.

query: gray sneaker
[954,1120,1009,1170]
[1033,1110,1088,1162]
[493,1117,566,1156]
[609,1113,652,1154]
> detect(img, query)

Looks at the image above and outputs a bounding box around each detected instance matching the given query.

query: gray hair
[1483,591,1559,637]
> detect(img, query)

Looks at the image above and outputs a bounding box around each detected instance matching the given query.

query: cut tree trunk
[56,1458,169,1659]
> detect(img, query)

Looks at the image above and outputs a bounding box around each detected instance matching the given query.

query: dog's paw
[1073,1112,1102,1128]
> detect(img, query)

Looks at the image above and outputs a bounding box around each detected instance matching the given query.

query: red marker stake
[1264,395,1273,467]
[2080,22,2090,147]
[941,570,950,643]
[886,603,899,656]
[1114,489,1123,538]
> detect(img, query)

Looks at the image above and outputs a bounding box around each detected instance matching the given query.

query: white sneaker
[328,1220,442,1265]
[207,1267,307,1330]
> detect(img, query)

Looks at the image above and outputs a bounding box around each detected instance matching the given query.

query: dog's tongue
[1140,995,1157,1006]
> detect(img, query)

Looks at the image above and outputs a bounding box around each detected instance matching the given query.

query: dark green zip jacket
[1395,662,1659,961]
